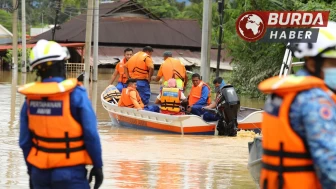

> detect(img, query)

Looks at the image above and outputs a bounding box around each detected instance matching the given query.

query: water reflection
[0,70,259,189]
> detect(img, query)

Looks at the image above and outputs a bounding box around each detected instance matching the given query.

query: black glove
[89,167,104,189]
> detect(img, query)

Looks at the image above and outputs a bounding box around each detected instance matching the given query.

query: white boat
[101,85,263,135]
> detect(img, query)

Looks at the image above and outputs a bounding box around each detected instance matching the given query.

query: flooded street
[0,70,263,189]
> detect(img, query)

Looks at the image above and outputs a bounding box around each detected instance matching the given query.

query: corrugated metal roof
[31,0,202,49]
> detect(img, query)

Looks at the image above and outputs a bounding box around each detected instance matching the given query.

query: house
[31,0,232,70]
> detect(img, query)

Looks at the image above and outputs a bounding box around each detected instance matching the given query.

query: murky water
[0,70,263,189]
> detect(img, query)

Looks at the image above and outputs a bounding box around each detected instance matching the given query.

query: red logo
[236,12,266,42]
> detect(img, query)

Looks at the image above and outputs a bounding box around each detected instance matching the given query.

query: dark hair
[126,78,137,85]
[124,48,133,53]
[143,46,153,52]
[213,77,223,84]
[191,73,201,80]
[36,60,66,80]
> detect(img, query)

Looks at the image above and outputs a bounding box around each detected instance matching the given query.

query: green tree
[136,0,181,18]
[0,10,12,31]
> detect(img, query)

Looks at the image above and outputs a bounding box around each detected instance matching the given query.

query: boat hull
[101,85,263,135]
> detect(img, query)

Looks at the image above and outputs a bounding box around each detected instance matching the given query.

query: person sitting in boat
[110,48,133,92]
[187,73,211,116]
[155,78,187,115]
[202,77,226,122]
[118,78,159,112]
[152,51,188,91]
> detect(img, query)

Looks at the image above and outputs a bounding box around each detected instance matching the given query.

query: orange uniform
[116,58,128,83]
[157,57,186,82]
[124,51,153,80]
[118,87,144,109]
[17,78,93,169]
[257,75,336,189]
[188,81,211,106]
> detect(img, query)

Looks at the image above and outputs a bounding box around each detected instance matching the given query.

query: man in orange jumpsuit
[110,48,133,92]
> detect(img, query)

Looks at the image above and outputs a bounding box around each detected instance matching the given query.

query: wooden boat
[101,85,263,135]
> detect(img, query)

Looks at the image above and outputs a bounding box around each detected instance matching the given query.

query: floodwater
[0,69,264,189]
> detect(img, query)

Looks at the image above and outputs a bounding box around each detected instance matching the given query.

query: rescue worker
[155,78,187,115]
[153,51,188,91]
[110,48,133,92]
[119,78,159,112]
[124,46,154,105]
[187,73,211,116]
[258,21,336,189]
[18,40,103,189]
[202,77,226,121]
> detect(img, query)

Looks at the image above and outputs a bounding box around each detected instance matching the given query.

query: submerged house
[31,0,232,71]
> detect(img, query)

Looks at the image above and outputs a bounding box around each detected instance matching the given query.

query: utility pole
[93,0,99,82]
[200,0,212,83]
[52,0,61,41]
[84,0,94,89]
[12,0,18,77]
[22,0,27,73]
[216,0,224,77]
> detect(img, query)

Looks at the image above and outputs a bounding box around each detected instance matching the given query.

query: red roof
[0,43,85,51]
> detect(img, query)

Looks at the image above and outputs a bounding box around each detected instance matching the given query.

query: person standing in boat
[18,40,103,189]
[202,77,227,122]
[119,78,159,112]
[152,51,188,91]
[187,73,211,115]
[124,46,154,105]
[110,48,133,92]
[258,21,336,189]
[155,78,187,115]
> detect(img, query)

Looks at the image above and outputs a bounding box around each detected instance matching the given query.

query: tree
[0,10,12,31]
[136,0,181,18]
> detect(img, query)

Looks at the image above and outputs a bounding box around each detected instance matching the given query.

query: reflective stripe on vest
[188,81,211,106]
[127,51,149,79]
[119,87,142,108]
[18,78,93,169]
[258,75,332,189]
[160,87,180,112]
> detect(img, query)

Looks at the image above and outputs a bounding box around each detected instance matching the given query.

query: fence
[65,63,92,78]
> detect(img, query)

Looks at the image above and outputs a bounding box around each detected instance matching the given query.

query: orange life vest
[17,78,93,169]
[126,51,150,79]
[160,87,181,113]
[117,58,128,83]
[118,87,143,108]
[188,81,211,106]
[258,75,336,189]
[161,57,186,82]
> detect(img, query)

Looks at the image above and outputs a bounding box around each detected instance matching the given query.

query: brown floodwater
[0,69,264,189]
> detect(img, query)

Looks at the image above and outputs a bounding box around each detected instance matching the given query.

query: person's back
[258,21,336,189]
[154,51,188,91]
[156,78,187,115]
[124,46,154,105]
[18,40,103,189]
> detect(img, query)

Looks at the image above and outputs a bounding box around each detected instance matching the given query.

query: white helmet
[290,21,336,59]
[29,39,70,69]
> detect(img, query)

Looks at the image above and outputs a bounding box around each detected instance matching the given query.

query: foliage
[135,0,182,18]
[0,9,12,31]
[3,48,32,72]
